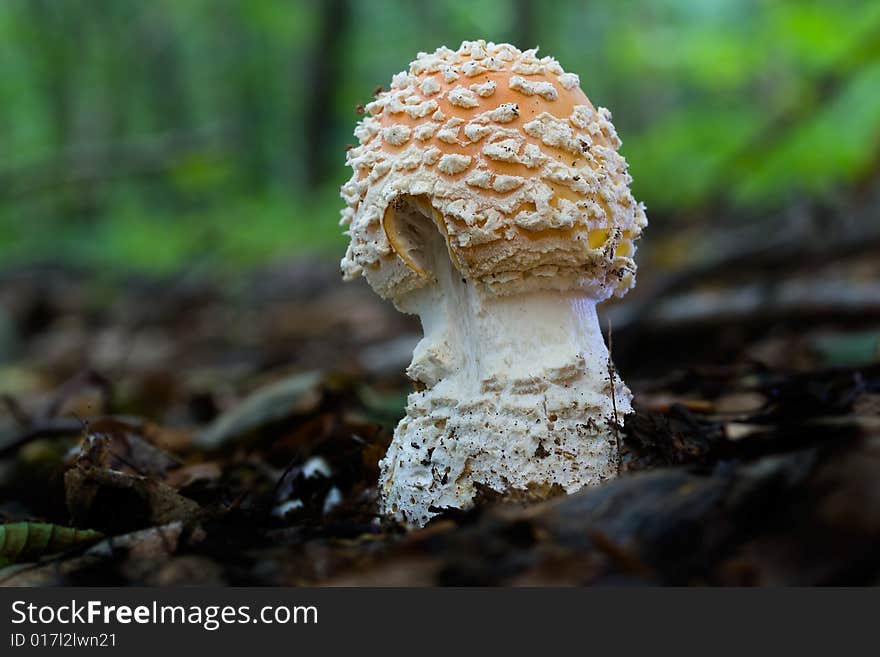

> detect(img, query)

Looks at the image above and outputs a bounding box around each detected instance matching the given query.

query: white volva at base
[379,231,632,526]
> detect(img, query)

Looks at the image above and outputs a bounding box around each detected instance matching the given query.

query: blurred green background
[1,0,879,273]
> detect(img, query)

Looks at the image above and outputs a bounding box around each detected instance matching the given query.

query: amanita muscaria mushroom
[340,40,647,526]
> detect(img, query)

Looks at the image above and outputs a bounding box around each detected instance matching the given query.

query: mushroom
[340,41,647,526]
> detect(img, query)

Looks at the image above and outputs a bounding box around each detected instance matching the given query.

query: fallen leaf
[0,522,103,566]
[196,370,324,449]
[65,466,201,534]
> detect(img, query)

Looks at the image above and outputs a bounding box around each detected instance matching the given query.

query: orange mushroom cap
[340,41,646,302]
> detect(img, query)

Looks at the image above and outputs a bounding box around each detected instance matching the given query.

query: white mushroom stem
[380,216,632,526]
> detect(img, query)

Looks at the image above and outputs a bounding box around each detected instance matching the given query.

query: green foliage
[2,189,346,273]
[0,0,878,273]
[0,522,103,567]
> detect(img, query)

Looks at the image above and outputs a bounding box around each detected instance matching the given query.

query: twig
[611,225,880,331]
[0,417,84,459]
[607,318,621,476]
[1,394,31,428]
[262,457,302,523]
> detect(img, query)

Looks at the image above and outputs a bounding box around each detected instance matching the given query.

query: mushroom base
[380,280,631,526]
[380,385,629,526]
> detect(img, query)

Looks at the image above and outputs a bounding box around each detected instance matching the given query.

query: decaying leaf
[65,466,201,534]
[73,416,181,477]
[196,370,324,449]
[0,522,196,586]
[164,462,222,489]
[85,521,189,560]
[0,522,103,567]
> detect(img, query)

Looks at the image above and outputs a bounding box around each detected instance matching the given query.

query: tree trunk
[302,0,350,187]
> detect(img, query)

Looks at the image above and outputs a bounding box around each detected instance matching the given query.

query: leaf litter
[0,258,878,585]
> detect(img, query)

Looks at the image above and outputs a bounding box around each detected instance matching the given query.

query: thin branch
[1,394,31,428]
[607,318,621,476]
[0,417,84,459]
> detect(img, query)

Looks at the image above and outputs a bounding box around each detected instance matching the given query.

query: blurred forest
[2,0,879,271]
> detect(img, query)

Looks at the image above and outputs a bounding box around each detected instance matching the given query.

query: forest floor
[0,246,879,585]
